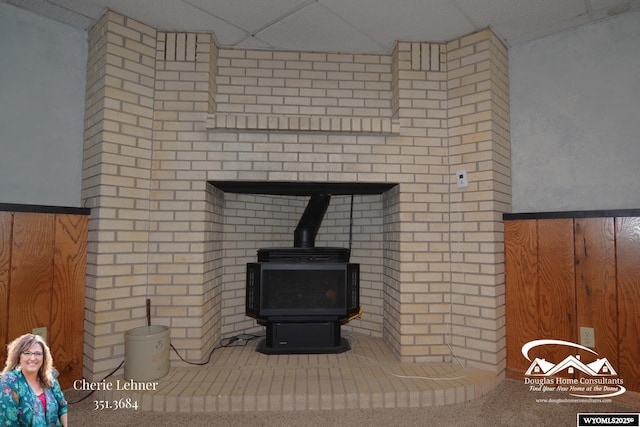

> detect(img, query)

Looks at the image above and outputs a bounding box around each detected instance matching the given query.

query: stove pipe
[294,194,331,248]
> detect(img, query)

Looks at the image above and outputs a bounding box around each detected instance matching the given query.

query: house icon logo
[522,339,625,398]
[525,354,617,377]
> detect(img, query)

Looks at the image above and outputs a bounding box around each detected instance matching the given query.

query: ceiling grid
[3,0,639,53]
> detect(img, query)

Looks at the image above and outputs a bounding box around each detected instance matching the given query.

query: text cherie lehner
[73,378,159,391]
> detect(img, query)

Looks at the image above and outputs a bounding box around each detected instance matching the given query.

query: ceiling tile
[232,36,276,51]
[6,0,98,28]
[48,0,105,17]
[99,0,246,43]
[184,0,311,33]
[254,2,388,53]
[456,0,588,45]
[588,0,640,20]
[321,0,475,50]
[5,0,640,52]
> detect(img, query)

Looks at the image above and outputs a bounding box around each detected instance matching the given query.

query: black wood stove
[246,194,360,354]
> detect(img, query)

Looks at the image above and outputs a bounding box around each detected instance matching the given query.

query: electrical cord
[67,360,124,404]
[352,351,468,381]
[67,333,263,404]
[344,334,468,381]
[170,333,262,366]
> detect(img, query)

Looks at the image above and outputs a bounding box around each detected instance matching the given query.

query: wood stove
[246,194,360,354]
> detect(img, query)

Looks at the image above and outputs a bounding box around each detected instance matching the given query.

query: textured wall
[0,3,86,207]
[510,10,640,213]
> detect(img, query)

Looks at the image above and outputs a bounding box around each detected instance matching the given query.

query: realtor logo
[525,354,616,377]
[522,339,625,398]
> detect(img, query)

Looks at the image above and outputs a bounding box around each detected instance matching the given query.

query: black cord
[349,194,354,251]
[67,360,124,404]
[170,333,261,366]
[67,333,262,404]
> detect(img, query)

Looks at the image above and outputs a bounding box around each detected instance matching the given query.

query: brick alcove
[208,180,397,341]
[82,10,510,382]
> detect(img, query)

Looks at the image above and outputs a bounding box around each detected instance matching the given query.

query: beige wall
[82,11,510,380]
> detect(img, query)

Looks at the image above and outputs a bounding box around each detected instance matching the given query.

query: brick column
[82,12,157,379]
[387,36,510,370]
[388,42,452,362]
[151,32,221,361]
[446,30,511,372]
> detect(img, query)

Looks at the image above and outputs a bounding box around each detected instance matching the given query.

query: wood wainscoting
[504,209,640,393]
[0,204,89,390]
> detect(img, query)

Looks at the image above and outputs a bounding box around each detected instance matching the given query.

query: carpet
[65,378,637,426]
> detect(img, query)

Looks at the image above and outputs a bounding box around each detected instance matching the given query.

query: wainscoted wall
[81,10,510,381]
[0,204,89,389]
[505,210,640,393]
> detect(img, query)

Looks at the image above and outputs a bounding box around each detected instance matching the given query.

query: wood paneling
[505,214,640,392]
[51,214,88,388]
[0,212,11,363]
[504,219,538,375]
[537,219,576,374]
[505,219,577,378]
[616,217,640,392]
[574,218,617,369]
[0,210,87,390]
[8,213,56,339]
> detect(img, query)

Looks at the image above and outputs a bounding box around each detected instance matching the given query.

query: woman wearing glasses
[0,333,68,426]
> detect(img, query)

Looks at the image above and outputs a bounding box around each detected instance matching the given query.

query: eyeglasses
[22,351,44,358]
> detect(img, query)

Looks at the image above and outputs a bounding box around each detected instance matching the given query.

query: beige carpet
[66,379,637,426]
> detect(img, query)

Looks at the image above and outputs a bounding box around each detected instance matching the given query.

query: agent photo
[0,333,68,426]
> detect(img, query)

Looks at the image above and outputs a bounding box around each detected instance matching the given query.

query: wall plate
[32,326,47,343]
[456,170,468,188]
[580,326,595,348]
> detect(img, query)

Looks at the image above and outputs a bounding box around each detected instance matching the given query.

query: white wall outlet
[580,326,595,348]
[32,326,47,343]
[456,170,468,188]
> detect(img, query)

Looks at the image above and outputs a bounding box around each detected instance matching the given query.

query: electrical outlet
[32,326,47,342]
[580,326,595,348]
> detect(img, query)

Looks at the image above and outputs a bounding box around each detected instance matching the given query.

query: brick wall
[446,30,510,371]
[82,11,510,380]
[83,11,157,375]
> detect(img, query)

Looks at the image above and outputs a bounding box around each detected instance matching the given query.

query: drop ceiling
[3,0,639,53]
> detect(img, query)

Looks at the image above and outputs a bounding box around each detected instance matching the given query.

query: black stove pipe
[294,194,331,248]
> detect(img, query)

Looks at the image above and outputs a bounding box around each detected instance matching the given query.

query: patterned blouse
[0,369,68,426]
